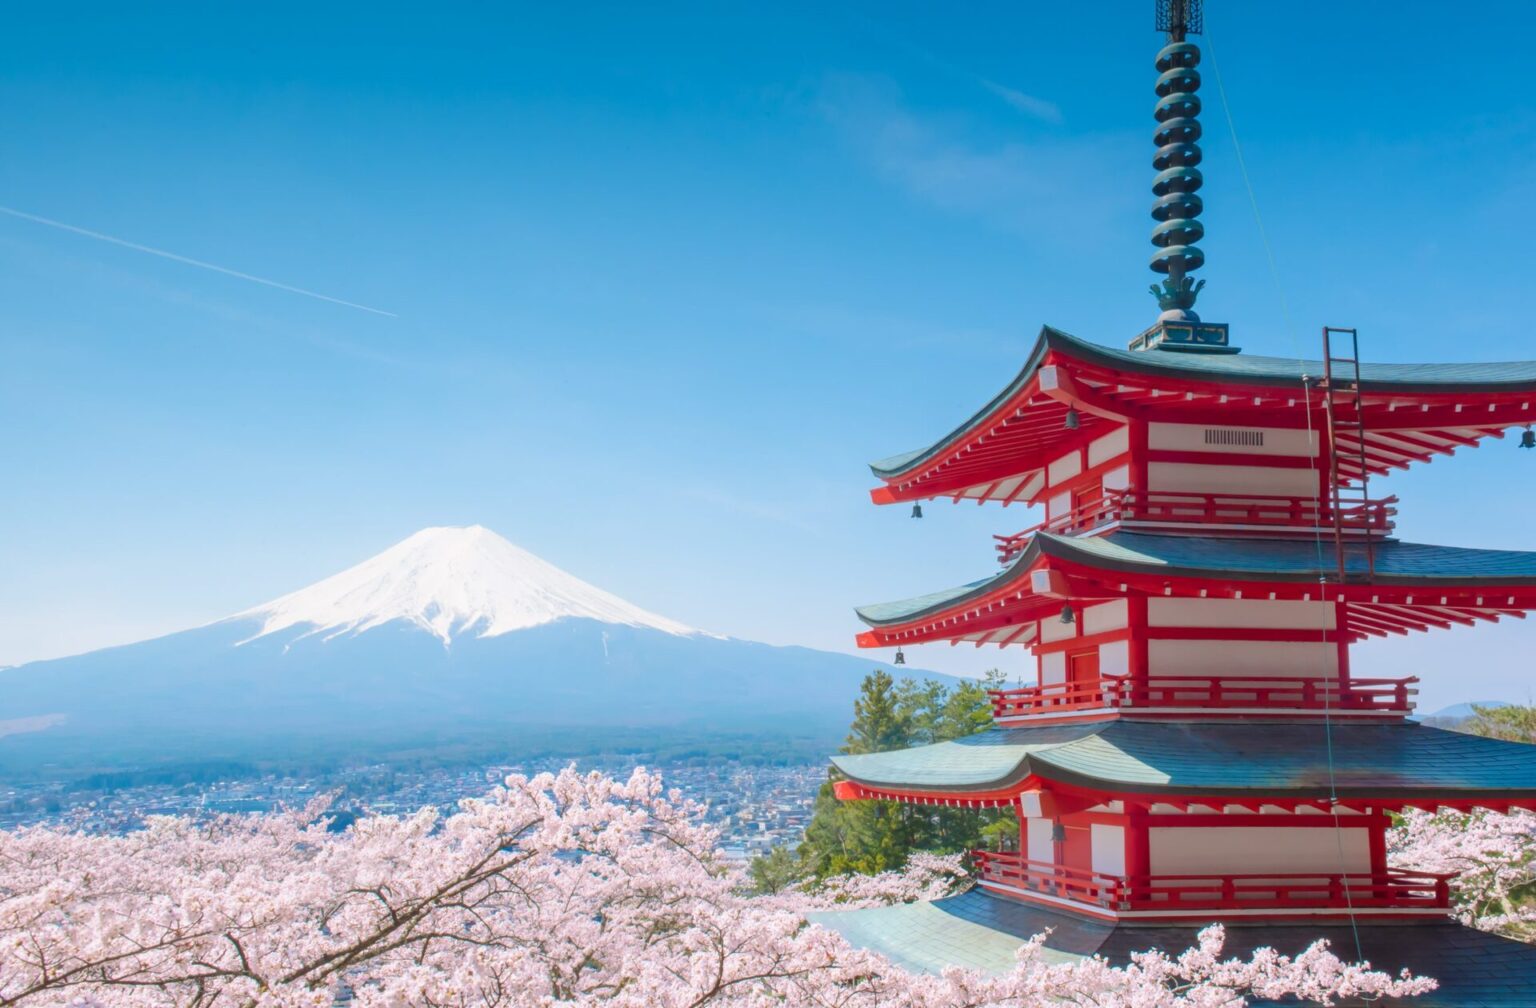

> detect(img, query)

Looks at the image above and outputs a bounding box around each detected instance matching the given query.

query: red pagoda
[810,2,1536,1002]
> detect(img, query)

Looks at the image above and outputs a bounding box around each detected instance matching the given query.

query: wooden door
[1068,649,1100,687]
[1056,823,1096,900]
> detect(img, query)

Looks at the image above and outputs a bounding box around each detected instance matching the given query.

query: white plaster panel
[1088,427,1131,468]
[1148,827,1369,875]
[1101,465,1131,492]
[1147,640,1338,679]
[1047,491,1072,520]
[1099,639,1130,678]
[1026,817,1055,864]
[1040,651,1067,686]
[1147,462,1317,497]
[1091,824,1127,877]
[1148,422,1319,457]
[1083,600,1129,635]
[1047,451,1084,487]
[1148,598,1336,630]
[1040,615,1080,644]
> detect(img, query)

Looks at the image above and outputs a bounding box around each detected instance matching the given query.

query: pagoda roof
[856,531,1536,644]
[870,325,1536,501]
[809,888,1536,1002]
[830,720,1536,802]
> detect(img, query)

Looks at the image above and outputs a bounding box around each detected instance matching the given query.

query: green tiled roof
[870,325,1536,479]
[855,532,1536,627]
[811,888,1536,1004]
[831,720,1536,798]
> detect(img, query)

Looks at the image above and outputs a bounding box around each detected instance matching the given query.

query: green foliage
[1464,704,1536,744]
[785,668,1011,881]
[747,844,804,895]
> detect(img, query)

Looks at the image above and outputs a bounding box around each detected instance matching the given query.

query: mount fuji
[0,526,927,774]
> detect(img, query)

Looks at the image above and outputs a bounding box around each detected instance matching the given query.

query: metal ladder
[1320,327,1375,583]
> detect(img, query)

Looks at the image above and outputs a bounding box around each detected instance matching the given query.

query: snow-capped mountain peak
[232,525,699,645]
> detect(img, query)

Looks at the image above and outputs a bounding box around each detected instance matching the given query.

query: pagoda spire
[1130,0,1234,353]
[1149,0,1205,321]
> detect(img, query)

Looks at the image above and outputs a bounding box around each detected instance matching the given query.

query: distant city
[0,758,826,862]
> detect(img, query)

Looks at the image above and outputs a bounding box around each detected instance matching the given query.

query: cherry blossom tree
[0,768,1433,1008]
[1390,808,1536,939]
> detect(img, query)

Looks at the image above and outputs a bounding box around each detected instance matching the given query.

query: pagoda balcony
[987,675,1418,721]
[994,490,1397,562]
[971,850,1454,916]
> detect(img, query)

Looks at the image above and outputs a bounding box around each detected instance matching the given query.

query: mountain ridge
[0,526,943,774]
[228,525,700,646]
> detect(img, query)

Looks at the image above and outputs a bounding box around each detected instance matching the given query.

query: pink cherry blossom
[0,768,1434,1007]
[1390,808,1536,940]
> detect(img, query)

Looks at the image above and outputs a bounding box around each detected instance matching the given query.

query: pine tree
[788,669,1011,880]
[1465,703,1536,743]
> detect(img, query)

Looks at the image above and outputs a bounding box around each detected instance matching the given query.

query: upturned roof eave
[867,325,1059,480]
[853,536,1045,629]
[867,325,1536,483]
[854,532,1536,632]
[830,723,1536,801]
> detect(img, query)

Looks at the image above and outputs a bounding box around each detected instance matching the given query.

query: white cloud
[814,73,1136,244]
[978,79,1063,124]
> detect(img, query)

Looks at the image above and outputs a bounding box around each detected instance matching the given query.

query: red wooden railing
[987,675,1418,720]
[971,851,1125,906]
[972,850,1454,912]
[988,678,1124,719]
[994,490,1397,562]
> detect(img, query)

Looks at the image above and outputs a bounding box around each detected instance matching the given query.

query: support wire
[1206,15,1366,962]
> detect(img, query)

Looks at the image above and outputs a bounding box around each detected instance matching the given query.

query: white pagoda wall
[1148,826,1370,876]
[1145,422,1320,498]
[1147,640,1338,679]
[1026,816,1053,864]
[1091,824,1126,876]
[1035,600,1130,686]
[1146,598,1340,680]
[1034,598,1340,685]
[1148,598,1334,629]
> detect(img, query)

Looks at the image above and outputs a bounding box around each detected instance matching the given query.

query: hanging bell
[1064,407,1081,430]
[1059,604,1075,625]
[894,648,907,666]
[911,503,923,518]
[1521,427,1535,450]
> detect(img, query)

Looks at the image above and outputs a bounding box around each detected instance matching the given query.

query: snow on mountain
[0,524,941,772]
[231,525,699,646]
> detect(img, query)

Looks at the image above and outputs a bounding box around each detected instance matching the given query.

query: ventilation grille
[1204,428,1265,447]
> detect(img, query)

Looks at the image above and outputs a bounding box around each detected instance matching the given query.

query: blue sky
[2,2,1533,712]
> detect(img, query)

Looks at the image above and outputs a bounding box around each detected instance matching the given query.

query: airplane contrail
[0,205,397,318]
